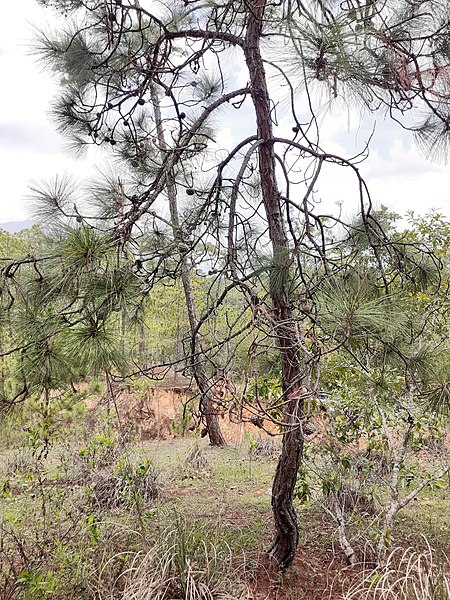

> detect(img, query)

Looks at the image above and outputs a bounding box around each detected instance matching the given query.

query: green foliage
[84,512,100,547]
[27,176,79,231]
[294,467,311,505]
[16,569,57,598]
[113,456,159,507]
[64,321,126,376]
[17,336,73,394]
[244,375,282,422]
[171,405,194,437]
[317,273,407,344]
[21,389,86,457]
[61,226,111,272]
[78,432,119,469]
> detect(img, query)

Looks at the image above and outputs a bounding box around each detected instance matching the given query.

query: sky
[0,0,449,226]
[0,0,99,224]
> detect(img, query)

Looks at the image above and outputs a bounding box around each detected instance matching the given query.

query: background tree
[313,211,450,562]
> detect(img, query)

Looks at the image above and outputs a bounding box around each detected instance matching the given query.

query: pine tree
[25,0,450,569]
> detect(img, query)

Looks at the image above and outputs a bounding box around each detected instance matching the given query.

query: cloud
[0,121,62,153]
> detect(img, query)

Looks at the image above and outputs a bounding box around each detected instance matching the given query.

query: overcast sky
[0,0,99,224]
[1,0,449,225]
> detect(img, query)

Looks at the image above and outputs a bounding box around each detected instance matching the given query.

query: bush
[78,433,121,470]
[90,457,159,510]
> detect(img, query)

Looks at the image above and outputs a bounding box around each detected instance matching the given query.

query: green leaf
[341,457,351,469]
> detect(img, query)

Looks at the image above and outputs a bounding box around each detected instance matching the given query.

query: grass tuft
[344,541,450,599]
[120,521,245,599]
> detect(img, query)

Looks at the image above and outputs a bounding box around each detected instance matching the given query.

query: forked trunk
[150,85,226,447]
[244,0,305,569]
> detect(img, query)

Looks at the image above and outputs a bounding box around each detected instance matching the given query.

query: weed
[16,569,57,599]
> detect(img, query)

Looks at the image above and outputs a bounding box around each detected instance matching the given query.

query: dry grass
[118,523,247,600]
[343,542,450,600]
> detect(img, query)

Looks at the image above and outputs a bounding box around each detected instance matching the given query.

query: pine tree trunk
[244,0,305,569]
[150,85,226,447]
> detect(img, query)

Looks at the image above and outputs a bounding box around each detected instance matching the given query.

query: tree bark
[150,85,226,447]
[243,0,305,569]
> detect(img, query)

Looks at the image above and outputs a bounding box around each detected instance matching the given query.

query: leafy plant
[16,570,57,599]
[78,433,120,470]
[89,456,159,510]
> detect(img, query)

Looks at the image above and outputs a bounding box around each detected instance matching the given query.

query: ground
[0,395,448,600]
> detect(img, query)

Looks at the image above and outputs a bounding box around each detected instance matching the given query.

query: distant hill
[0,220,35,233]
